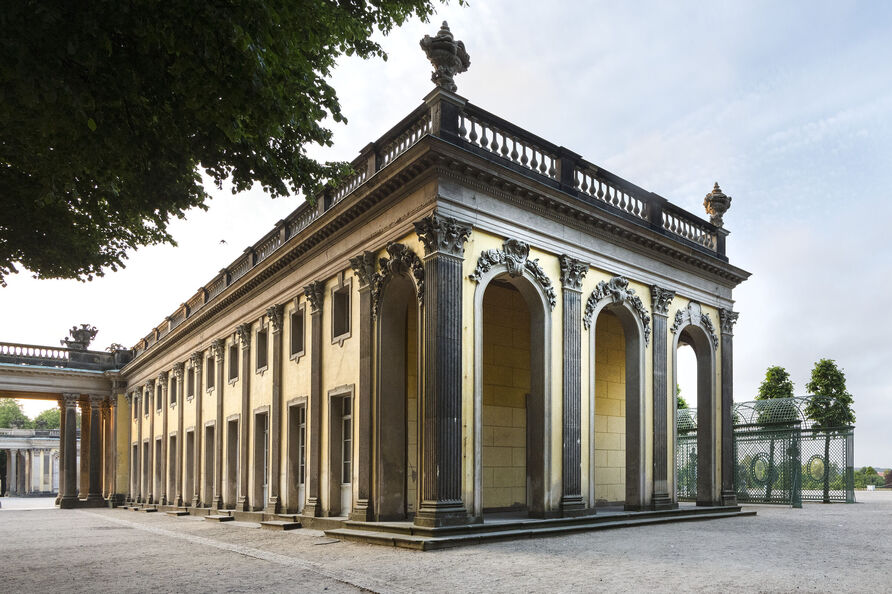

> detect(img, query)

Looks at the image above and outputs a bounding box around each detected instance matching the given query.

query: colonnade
[58,393,118,508]
[3,447,59,496]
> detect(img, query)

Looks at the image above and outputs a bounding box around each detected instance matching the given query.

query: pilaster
[348,252,376,521]
[212,339,225,509]
[146,380,155,503]
[651,285,677,509]
[158,372,169,505]
[56,398,65,504]
[175,361,187,507]
[413,211,472,527]
[79,399,90,499]
[87,394,104,503]
[559,255,587,515]
[303,281,325,517]
[719,309,739,507]
[266,303,284,514]
[236,323,251,511]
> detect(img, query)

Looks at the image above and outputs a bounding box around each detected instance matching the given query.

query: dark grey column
[266,304,284,514]
[559,255,588,516]
[158,373,168,504]
[212,339,225,509]
[236,323,252,511]
[146,380,155,503]
[134,391,142,503]
[87,394,104,503]
[101,399,112,499]
[55,398,65,504]
[303,281,325,517]
[174,362,186,506]
[413,212,471,527]
[719,309,739,507]
[348,252,376,521]
[79,400,90,498]
[651,286,676,510]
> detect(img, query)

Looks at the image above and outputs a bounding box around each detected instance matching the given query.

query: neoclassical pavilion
[0,24,750,544]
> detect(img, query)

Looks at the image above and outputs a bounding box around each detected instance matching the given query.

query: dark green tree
[0,399,33,428]
[804,358,855,502]
[754,365,796,501]
[757,365,795,400]
[0,0,458,286]
[676,384,688,410]
[33,408,61,429]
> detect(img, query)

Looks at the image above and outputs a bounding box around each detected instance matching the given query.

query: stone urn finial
[420,21,470,92]
[703,182,732,228]
[61,324,98,350]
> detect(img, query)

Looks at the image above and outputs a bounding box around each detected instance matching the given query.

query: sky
[2,1,890,466]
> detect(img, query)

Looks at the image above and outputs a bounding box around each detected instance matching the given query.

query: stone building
[0,24,749,542]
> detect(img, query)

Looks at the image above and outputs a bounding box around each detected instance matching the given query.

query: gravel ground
[1,492,889,593]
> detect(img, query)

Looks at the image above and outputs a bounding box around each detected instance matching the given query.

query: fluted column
[303,281,325,517]
[265,304,285,514]
[651,286,676,509]
[348,252,376,521]
[212,339,225,509]
[174,362,186,506]
[413,212,471,527]
[192,354,203,508]
[101,399,112,499]
[559,255,587,515]
[719,309,739,506]
[125,392,134,502]
[87,394,104,503]
[146,380,155,503]
[236,323,251,511]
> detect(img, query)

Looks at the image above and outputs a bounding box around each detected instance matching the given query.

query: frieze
[671,302,719,350]
[650,285,676,316]
[303,281,325,313]
[414,211,472,257]
[469,238,557,310]
[372,243,425,315]
[583,276,651,344]
[559,255,588,290]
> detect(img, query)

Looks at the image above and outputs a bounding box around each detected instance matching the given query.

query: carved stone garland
[582,276,651,345]
[670,301,719,350]
[371,243,425,315]
[469,238,556,310]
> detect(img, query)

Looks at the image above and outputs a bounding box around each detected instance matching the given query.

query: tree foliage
[676,384,688,410]
[0,0,455,285]
[804,359,855,429]
[757,365,795,400]
[0,399,32,428]
[853,466,885,489]
[33,407,61,429]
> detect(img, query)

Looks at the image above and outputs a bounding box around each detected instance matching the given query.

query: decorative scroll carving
[210,338,225,359]
[189,351,203,370]
[172,362,185,379]
[671,301,719,350]
[558,255,588,290]
[235,323,252,349]
[156,371,168,385]
[420,21,470,93]
[304,281,325,313]
[414,212,472,257]
[469,238,556,310]
[267,304,285,334]
[651,285,676,316]
[349,251,377,288]
[719,309,739,334]
[372,243,425,315]
[583,276,651,344]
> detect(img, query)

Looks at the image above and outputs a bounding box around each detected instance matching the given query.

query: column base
[236,495,250,512]
[720,490,738,507]
[349,500,372,522]
[192,495,201,508]
[652,494,678,510]
[560,495,587,517]
[414,501,469,528]
[175,495,184,507]
[696,499,722,507]
[264,496,281,515]
[59,495,79,509]
[212,495,223,510]
[303,497,322,518]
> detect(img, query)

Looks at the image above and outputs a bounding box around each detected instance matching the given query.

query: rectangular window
[170,379,177,406]
[290,306,305,358]
[144,394,149,416]
[228,344,238,381]
[256,327,268,370]
[156,385,162,411]
[187,367,195,398]
[332,284,351,341]
[133,397,139,419]
[206,356,215,389]
[341,396,352,484]
[298,406,306,485]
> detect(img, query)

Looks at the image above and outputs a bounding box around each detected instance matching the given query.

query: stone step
[205,514,235,522]
[166,510,190,517]
[142,507,158,513]
[260,520,302,531]
[326,509,756,551]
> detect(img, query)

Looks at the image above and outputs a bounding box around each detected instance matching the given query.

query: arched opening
[477,275,547,518]
[590,305,645,510]
[674,324,717,506]
[374,273,419,521]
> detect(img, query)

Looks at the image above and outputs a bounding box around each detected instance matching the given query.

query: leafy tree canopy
[676,384,688,410]
[33,407,61,429]
[0,399,32,428]
[804,358,855,429]
[757,365,795,400]
[0,0,456,286]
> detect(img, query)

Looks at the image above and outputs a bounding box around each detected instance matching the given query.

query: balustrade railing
[0,342,69,366]
[126,90,725,358]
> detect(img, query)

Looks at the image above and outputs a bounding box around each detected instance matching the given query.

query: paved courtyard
[1,492,889,593]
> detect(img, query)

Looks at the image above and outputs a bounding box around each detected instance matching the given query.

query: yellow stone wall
[481,284,529,510]
[594,311,626,504]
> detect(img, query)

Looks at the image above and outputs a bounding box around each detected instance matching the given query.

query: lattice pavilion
[0,24,753,546]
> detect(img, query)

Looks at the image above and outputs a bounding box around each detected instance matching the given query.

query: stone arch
[671,301,718,506]
[471,241,553,519]
[372,242,423,520]
[585,285,648,510]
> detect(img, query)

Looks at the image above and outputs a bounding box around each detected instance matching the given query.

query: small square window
[228,344,239,382]
[290,306,305,358]
[206,356,215,389]
[256,327,269,371]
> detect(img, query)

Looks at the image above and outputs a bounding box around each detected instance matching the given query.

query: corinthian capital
[558,255,588,290]
[414,211,472,257]
[650,285,676,316]
[267,304,285,334]
[235,323,252,349]
[719,309,739,335]
[304,281,325,313]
